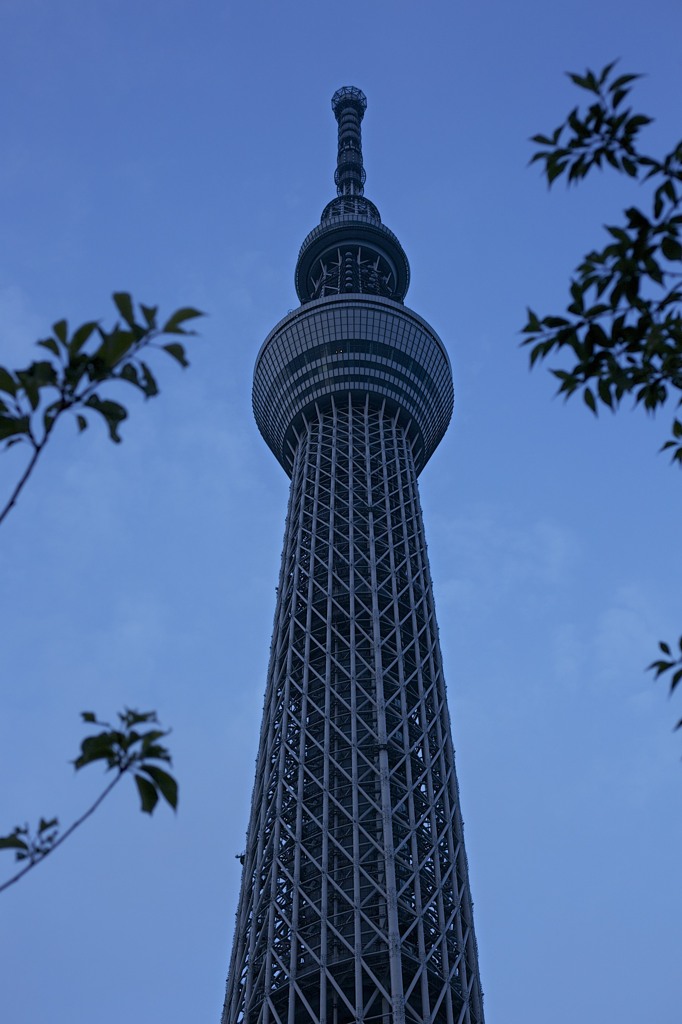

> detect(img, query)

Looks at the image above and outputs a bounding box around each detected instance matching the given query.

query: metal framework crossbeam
[222,396,484,1024]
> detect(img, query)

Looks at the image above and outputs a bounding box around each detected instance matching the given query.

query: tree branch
[0,769,124,895]
[0,440,45,526]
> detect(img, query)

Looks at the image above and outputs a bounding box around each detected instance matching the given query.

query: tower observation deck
[222,88,484,1024]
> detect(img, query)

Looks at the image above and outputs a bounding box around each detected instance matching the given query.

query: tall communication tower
[222,87,484,1024]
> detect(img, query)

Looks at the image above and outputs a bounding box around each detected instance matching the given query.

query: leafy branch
[0,293,203,525]
[529,61,653,184]
[524,64,682,736]
[523,62,682,462]
[0,709,178,895]
[649,639,682,731]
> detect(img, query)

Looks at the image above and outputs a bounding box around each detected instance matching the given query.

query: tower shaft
[222,87,484,1024]
[223,398,483,1024]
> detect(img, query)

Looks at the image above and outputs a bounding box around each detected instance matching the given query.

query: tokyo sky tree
[222,88,484,1024]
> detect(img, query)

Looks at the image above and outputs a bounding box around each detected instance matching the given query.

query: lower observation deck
[253,294,453,477]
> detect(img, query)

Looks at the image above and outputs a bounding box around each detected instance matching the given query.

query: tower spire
[332,86,367,196]
[294,86,410,304]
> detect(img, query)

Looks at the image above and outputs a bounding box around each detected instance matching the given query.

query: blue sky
[1,2,680,1022]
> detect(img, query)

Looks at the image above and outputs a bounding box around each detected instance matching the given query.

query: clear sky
[1,2,680,1022]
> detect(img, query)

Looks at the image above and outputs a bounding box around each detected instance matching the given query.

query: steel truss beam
[222,396,484,1024]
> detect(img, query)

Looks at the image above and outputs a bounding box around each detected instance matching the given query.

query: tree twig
[0,441,45,526]
[0,770,124,895]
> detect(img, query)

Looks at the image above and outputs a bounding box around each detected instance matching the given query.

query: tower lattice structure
[222,87,484,1024]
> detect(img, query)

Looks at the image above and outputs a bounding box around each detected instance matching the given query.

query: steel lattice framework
[222,88,484,1024]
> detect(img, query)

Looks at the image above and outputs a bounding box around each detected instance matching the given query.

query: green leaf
[32,361,58,386]
[140,304,158,328]
[120,709,157,728]
[113,292,136,327]
[138,765,178,810]
[73,733,117,770]
[567,71,599,94]
[37,338,61,358]
[84,395,128,443]
[547,159,569,184]
[81,712,97,723]
[569,281,585,313]
[134,773,159,814]
[583,387,597,414]
[15,362,56,411]
[661,236,682,261]
[140,362,159,398]
[598,60,619,85]
[0,367,18,395]
[529,151,548,167]
[119,364,140,387]
[98,329,137,369]
[530,134,553,146]
[0,833,29,853]
[162,342,189,368]
[609,73,639,92]
[162,307,204,334]
[52,320,68,344]
[605,225,629,243]
[138,729,167,748]
[626,114,653,131]
[76,414,88,433]
[585,322,609,349]
[597,378,613,407]
[69,321,98,355]
[0,415,30,441]
[543,316,570,329]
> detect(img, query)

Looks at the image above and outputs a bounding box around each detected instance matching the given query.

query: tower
[222,88,484,1024]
